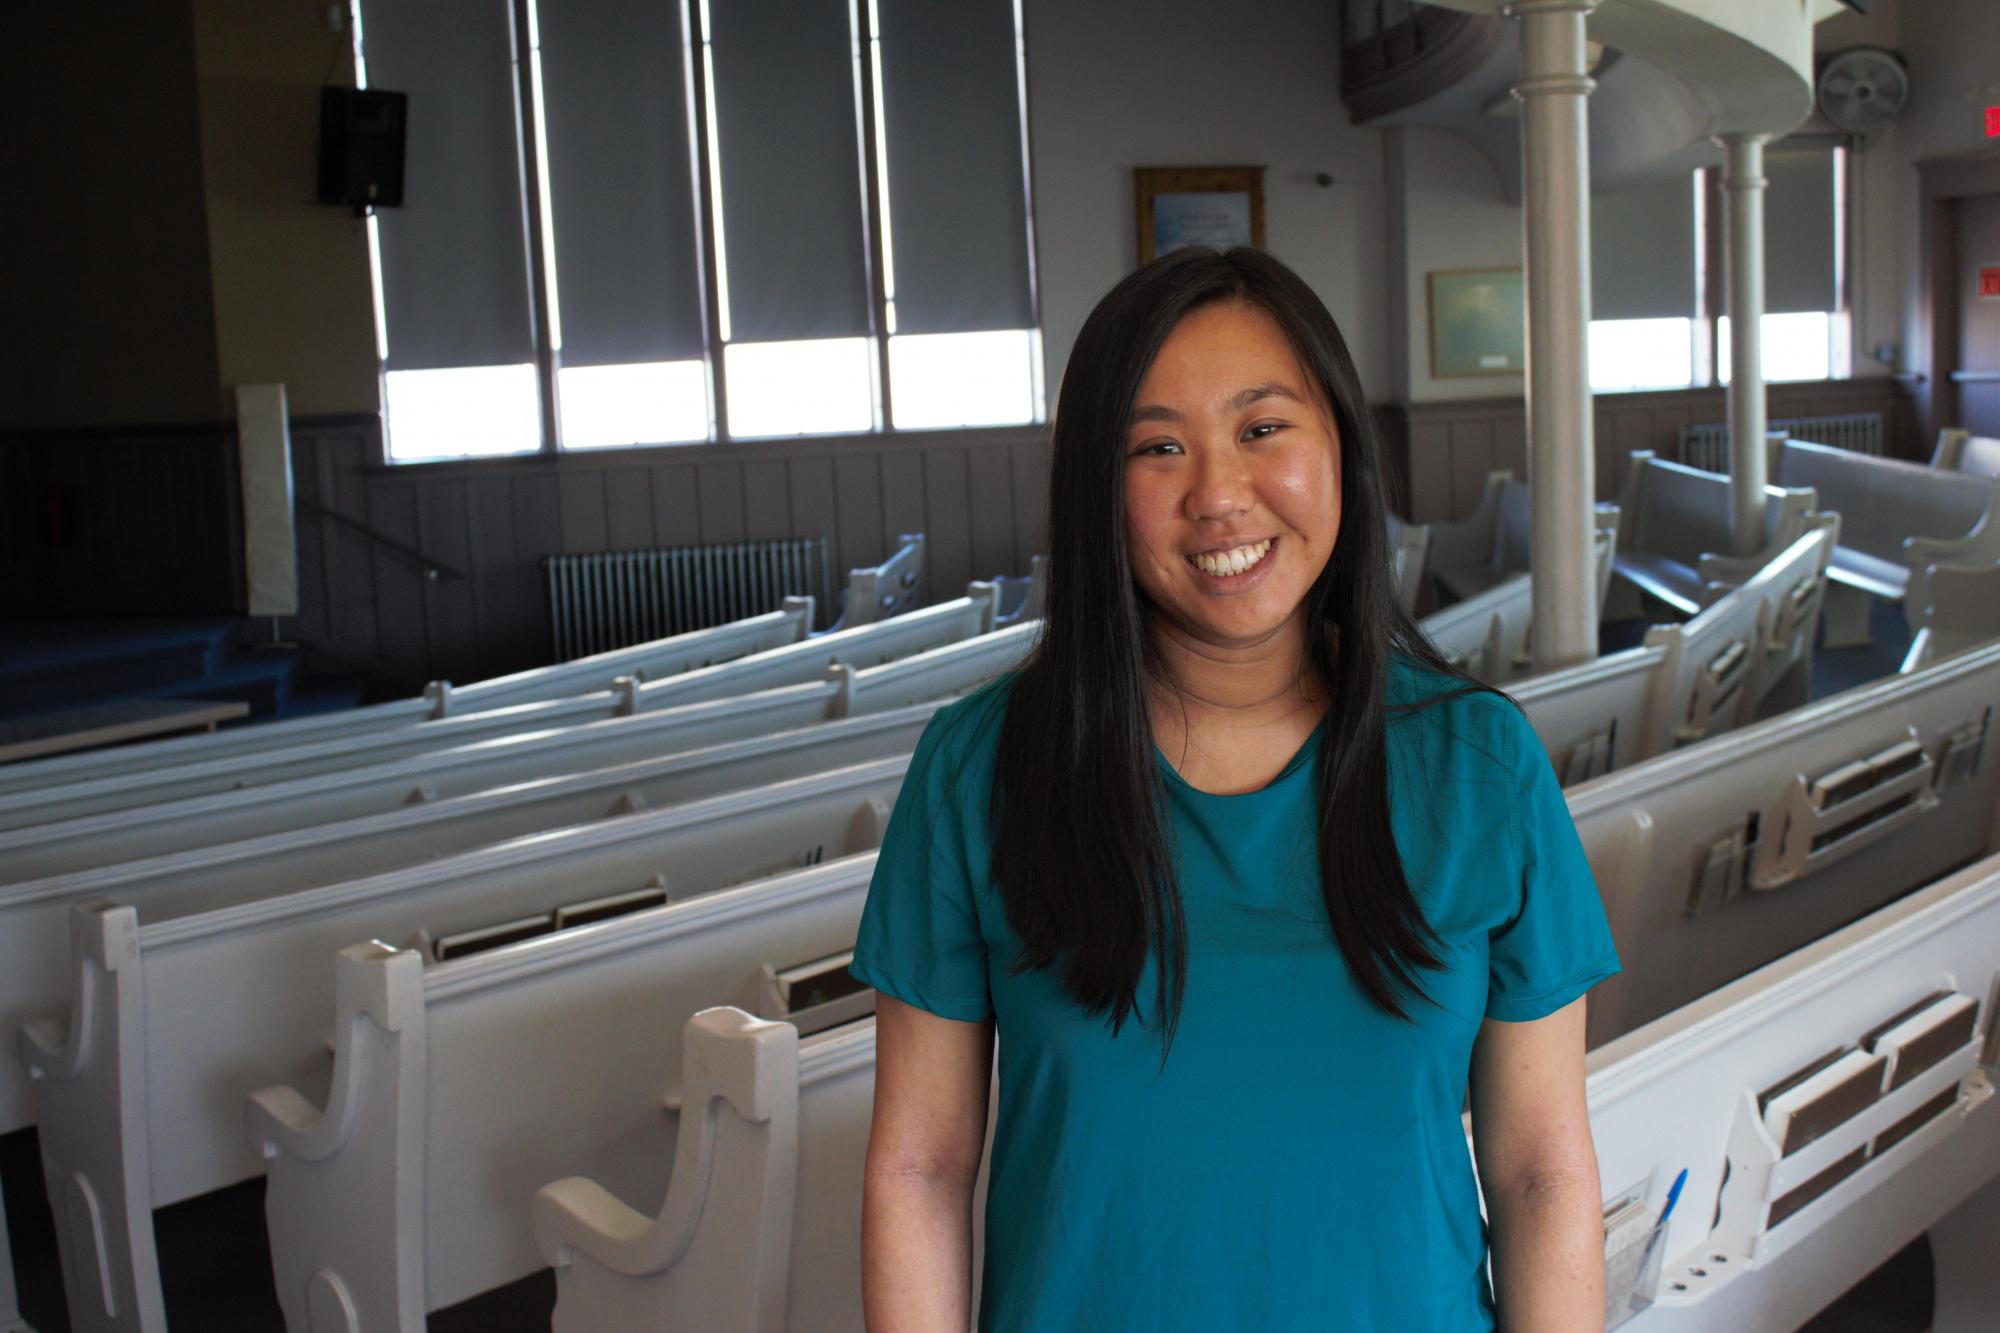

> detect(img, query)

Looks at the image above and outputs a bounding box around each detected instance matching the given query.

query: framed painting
[1427,267,1526,377]
[1135,166,1265,265]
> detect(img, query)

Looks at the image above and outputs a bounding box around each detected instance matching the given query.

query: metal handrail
[296,495,467,582]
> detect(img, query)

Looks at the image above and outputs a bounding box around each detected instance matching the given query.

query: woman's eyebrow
[1128,382,1305,427]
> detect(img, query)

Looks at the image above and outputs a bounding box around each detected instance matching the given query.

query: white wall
[1023,0,1392,409]
[1386,125,1527,403]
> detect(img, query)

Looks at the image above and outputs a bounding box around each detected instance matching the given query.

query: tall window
[355,0,1041,462]
[1587,143,1845,395]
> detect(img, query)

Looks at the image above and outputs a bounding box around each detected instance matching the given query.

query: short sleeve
[847,707,994,1023]
[1483,712,1622,1022]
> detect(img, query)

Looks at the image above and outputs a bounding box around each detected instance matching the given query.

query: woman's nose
[1185,447,1253,522]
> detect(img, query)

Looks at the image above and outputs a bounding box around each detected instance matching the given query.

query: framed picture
[1427,267,1526,377]
[1135,166,1265,265]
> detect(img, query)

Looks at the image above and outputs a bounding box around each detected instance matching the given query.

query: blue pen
[1659,1168,1689,1224]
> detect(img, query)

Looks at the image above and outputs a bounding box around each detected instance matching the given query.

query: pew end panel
[535,1007,799,1333]
[1930,429,2000,480]
[16,900,167,1333]
[1583,855,2000,1331]
[247,942,427,1333]
[833,533,926,630]
[1906,562,2000,664]
[1514,645,1670,782]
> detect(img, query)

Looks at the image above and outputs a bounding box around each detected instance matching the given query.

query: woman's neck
[1142,608,1326,730]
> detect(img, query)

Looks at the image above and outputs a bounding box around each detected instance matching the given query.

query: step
[0,619,236,718]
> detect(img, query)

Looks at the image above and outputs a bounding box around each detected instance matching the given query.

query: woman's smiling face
[1122,300,1343,650]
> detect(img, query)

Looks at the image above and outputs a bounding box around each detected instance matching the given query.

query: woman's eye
[1245,422,1286,441]
[1132,440,1182,457]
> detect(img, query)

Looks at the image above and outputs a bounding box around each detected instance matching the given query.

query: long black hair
[990,246,1489,1059]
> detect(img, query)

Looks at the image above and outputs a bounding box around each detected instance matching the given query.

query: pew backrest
[1585,853,2000,1314]
[1773,438,2000,567]
[1931,428,2000,480]
[0,587,998,834]
[18,755,915,1216]
[1569,639,2000,1046]
[252,854,880,1316]
[0,619,1037,884]
[0,601,817,800]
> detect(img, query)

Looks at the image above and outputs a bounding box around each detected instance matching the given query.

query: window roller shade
[1763,147,1837,316]
[538,0,707,367]
[877,0,1034,335]
[362,0,537,372]
[710,0,874,344]
[1591,173,1695,323]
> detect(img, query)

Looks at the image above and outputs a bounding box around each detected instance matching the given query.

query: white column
[1510,0,1598,670]
[1720,132,1770,556]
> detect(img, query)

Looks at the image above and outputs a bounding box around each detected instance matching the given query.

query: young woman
[850,247,1619,1331]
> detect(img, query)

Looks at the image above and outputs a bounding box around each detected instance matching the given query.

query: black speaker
[318,87,407,212]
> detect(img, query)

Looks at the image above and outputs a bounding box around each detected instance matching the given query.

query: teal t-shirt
[847,654,1620,1332]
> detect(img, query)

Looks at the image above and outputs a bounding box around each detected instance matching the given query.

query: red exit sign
[1982,266,2000,301]
[1988,105,2000,137]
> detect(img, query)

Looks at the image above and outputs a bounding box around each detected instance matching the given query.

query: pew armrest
[247,1083,347,1163]
[534,1175,657,1273]
[1905,521,2000,571]
[17,1016,82,1081]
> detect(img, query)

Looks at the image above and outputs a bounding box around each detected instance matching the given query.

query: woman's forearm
[861,1167,979,1331]
[1485,1166,1606,1333]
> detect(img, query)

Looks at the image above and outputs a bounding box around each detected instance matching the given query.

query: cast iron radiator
[1678,412,1883,474]
[544,537,830,661]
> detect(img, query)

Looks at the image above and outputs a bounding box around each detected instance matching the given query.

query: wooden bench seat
[1427,470,1621,615]
[1609,452,1819,620]
[0,584,1002,833]
[1932,428,2000,481]
[1768,438,2000,647]
[16,756,916,1329]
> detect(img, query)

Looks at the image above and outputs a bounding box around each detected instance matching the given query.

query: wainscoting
[287,422,1054,689]
[2,374,1920,691]
[1383,376,1920,522]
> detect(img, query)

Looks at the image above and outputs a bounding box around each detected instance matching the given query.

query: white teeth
[1189,538,1273,577]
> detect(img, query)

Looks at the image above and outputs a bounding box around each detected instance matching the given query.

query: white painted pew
[1904,560,2000,670]
[0,708,940,1143]
[530,834,2000,1333]
[830,534,926,629]
[1426,470,1621,612]
[250,854,882,1331]
[991,554,1048,627]
[1589,852,2000,1332]
[1416,524,1617,686]
[1419,573,1533,683]
[1768,438,2000,647]
[1508,524,1831,785]
[16,759,914,1333]
[0,599,814,799]
[1571,638,2000,1045]
[1930,428,2000,481]
[1387,514,1430,615]
[0,586,1000,832]
[0,618,1037,885]
[1609,452,1818,619]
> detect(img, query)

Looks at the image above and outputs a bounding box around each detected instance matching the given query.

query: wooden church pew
[0,706,941,1140]
[0,534,929,800]
[1609,452,1818,619]
[16,758,915,1333]
[1902,560,2000,670]
[250,854,883,1331]
[0,599,813,800]
[0,617,1037,883]
[1930,428,2000,481]
[0,584,1000,832]
[1418,527,1618,686]
[1585,851,2000,1332]
[1768,438,2000,648]
[1571,638,2000,1045]
[1425,469,1621,613]
[1387,514,1430,614]
[545,853,2000,1332]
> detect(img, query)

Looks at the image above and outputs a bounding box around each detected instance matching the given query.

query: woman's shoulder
[1384,650,1530,783]
[913,670,1019,773]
